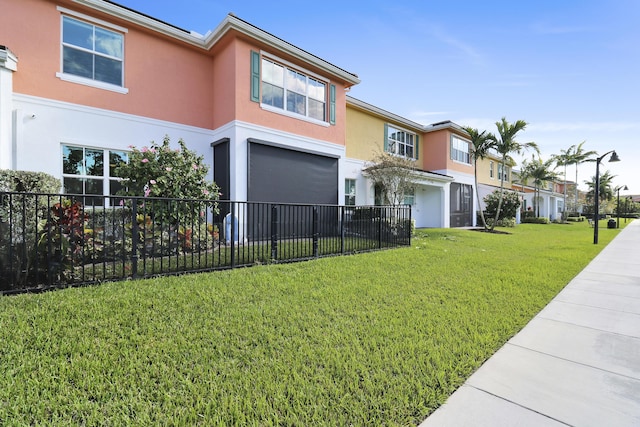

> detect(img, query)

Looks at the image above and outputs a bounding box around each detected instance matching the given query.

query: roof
[347,96,470,137]
[76,1,361,86]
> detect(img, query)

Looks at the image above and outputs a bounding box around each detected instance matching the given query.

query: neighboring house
[0,0,359,215]
[511,171,565,221]
[346,99,480,228]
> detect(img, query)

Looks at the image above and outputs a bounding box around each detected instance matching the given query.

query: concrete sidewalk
[420,219,640,427]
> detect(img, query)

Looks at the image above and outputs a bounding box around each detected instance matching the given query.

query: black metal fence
[0,192,411,294]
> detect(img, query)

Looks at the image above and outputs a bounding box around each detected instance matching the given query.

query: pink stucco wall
[4,0,215,128]
[422,129,474,174]
[3,0,350,145]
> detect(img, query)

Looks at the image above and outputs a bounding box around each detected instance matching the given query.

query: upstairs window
[59,13,126,91]
[498,163,510,182]
[260,56,327,122]
[451,135,471,164]
[489,161,495,178]
[385,125,418,160]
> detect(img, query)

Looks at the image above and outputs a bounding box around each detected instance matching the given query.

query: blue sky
[118,0,639,194]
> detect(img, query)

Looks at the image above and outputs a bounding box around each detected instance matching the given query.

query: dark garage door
[247,139,339,240]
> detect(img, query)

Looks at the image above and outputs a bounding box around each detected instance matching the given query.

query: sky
[116,0,640,194]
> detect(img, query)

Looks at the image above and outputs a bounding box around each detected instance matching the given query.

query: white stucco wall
[13,94,217,188]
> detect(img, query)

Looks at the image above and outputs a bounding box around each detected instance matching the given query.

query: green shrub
[116,136,219,225]
[0,170,61,290]
[485,217,516,228]
[521,217,549,224]
[0,170,61,194]
[566,216,585,222]
[484,190,521,220]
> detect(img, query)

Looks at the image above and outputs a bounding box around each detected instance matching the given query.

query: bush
[0,170,61,290]
[484,189,521,220]
[484,217,516,228]
[116,136,219,225]
[521,217,550,224]
[566,216,586,222]
[0,170,61,194]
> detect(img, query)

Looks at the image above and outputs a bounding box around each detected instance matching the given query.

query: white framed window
[489,161,495,179]
[498,163,510,182]
[261,56,327,122]
[344,179,356,206]
[403,188,415,206]
[58,13,127,93]
[62,145,128,207]
[385,125,416,159]
[451,135,471,164]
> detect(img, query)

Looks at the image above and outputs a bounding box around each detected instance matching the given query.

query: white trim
[260,103,330,127]
[0,47,18,72]
[13,93,215,136]
[58,6,128,33]
[56,72,129,94]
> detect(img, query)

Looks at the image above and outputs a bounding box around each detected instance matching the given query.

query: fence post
[271,204,278,260]
[378,206,383,249]
[313,206,319,258]
[230,202,236,268]
[340,206,345,254]
[131,201,138,278]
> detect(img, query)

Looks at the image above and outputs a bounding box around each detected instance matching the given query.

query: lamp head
[609,151,621,162]
[623,185,629,191]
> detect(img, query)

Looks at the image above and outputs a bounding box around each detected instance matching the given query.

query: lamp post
[593,150,620,244]
[616,185,628,228]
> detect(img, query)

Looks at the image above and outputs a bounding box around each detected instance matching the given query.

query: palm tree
[551,146,574,220]
[585,170,616,214]
[463,126,496,230]
[567,141,597,213]
[520,156,560,217]
[493,117,539,230]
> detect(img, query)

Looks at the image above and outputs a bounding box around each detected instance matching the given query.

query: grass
[0,221,623,426]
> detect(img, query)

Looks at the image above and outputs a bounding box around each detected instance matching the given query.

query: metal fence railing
[0,192,411,294]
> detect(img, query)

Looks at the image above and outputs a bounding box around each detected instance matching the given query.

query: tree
[519,156,559,217]
[362,152,416,205]
[462,127,497,230]
[566,141,596,213]
[493,117,539,230]
[551,146,573,219]
[584,170,616,214]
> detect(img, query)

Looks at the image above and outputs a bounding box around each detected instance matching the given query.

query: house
[2,0,495,229]
[1,0,359,212]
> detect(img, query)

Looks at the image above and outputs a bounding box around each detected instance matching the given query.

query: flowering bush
[116,136,219,224]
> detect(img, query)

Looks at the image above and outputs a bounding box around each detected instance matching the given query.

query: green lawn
[0,221,623,426]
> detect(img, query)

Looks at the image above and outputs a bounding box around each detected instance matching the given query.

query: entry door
[450,183,472,227]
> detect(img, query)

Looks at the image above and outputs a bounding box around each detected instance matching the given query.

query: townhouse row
[0,0,565,228]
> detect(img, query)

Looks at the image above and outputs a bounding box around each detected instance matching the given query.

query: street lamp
[593,150,620,244]
[616,185,628,228]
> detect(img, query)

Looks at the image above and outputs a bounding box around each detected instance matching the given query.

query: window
[385,125,417,159]
[498,164,510,182]
[60,15,124,88]
[403,188,415,206]
[260,57,327,122]
[451,135,471,164]
[62,145,128,206]
[489,161,495,179]
[344,179,356,206]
